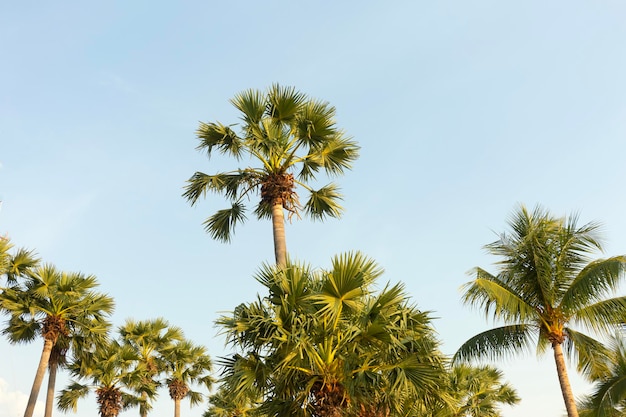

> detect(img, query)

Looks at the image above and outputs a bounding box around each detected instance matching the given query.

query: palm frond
[573,297,626,334]
[203,202,247,243]
[303,184,343,220]
[562,256,626,312]
[453,324,536,364]
[196,122,244,159]
[231,89,266,126]
[460,273,537,323]
[564,328,613,379]
[267,84,306,125]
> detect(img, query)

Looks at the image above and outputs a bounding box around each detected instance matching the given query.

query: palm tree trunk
[25,338,54,417]
[271,202,287,267]
[140,391,148,417]
[174,398,181,417]
[553,342,579,417]
[44,360,58,417]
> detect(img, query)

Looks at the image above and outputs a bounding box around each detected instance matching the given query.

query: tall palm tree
[183,84,359,266]
[161,339,213,417]
[216,252,449,417]
[441,364,520,417]
[119,318,184,417]
[454,205,626,417]
[577,333,626,417]
[0,264,114,417]
[58,339,147,417]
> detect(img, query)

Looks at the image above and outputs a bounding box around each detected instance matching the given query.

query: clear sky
[1,1,626,416]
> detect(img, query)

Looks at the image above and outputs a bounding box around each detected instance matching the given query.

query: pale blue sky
[2,1,626,416]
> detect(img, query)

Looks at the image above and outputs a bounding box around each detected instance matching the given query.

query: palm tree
[0,264,114,417]
[454,205,626,417]
[161,339,213,417]
[119,318,184,417]
[183,84,359,266]
[577,333,626,417]
[58,339,147,417]
[440,364,520,417]
[216,252,449,417]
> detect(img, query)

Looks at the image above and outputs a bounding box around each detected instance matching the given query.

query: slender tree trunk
[25,338,54,417]
[174,399,181,417]
[553,342,579,417]
[44,360,58,417]
[271,202,287,267]
[140,391,148,417]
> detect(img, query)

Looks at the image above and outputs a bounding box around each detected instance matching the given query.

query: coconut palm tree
[161,339,213,417]
[216,252,449,417]
[119,318,184,417]
[454,205,626,417]
[577,333,626,417]
[58,339,147,417]
[183,84,359,266]
[0,264,114,417]
[441,364,520,417]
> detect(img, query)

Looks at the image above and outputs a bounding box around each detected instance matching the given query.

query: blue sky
[2,1,626,416]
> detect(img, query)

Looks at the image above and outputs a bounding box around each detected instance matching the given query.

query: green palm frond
[573,297,626,334]
[183,170,262,206]
[453,325,536,364]
[461,274,537,323]
[564,328,612,379]
[303,184,343,220]
[204,202,247,243]
[196,122,244,159]
[562,257,626,311]
[57,381,90,412]
[267,84,306,124]
[313,135,359,176]
[231,89,266,126]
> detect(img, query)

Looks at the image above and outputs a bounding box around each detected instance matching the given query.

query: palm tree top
[183,84,360,243]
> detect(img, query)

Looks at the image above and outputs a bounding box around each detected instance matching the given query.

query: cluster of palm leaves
[0,238,212,417]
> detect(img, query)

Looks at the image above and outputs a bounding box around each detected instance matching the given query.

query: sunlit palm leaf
[304,184,343,220]
[196,122,244,159]
[453,325,536,363]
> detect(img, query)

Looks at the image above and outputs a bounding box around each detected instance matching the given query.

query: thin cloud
[0,378,43,417]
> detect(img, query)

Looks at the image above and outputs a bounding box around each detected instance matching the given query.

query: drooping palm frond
[573,297,626,334]
[203,202,247,243]
[303,184,343,220]
[562,257,626,312]
[564,328,612,379]
[453,325,536,364]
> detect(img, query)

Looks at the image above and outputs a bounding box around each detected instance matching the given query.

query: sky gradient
[2,2,626,416]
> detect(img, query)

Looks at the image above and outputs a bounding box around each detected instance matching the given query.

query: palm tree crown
[183,84,359,266]
[215,252,448,417]
[454,205,626,417]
